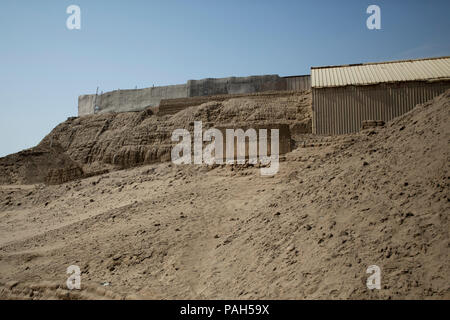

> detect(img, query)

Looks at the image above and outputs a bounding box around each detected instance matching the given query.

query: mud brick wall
[214,123,291,162]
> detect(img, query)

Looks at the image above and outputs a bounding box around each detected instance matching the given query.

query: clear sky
[0,0,449,157]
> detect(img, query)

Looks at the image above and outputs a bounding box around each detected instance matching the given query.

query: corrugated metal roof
[311,56,450,88]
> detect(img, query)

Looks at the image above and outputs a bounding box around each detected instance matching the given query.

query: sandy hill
[0,90,311,185]
[0,90,448,299]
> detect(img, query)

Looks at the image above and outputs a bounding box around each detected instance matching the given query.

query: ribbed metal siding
[313,81,450,135]
[285,75,311,91]
[312,56,450,88]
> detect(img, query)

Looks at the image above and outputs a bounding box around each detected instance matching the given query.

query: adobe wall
[215,123,291,160]
[158,90,302,116]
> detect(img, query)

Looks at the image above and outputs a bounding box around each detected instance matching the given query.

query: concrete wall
[78,84,188,116]
[78,74,310,116]
[187,75,286,97]
[78,94,97,116]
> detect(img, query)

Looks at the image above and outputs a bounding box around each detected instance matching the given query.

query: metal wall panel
[284,75,311,91]
[313,81,450,135]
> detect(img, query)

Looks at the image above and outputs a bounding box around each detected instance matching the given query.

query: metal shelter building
[311,56,450,135]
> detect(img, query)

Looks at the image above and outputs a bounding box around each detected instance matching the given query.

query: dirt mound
[0,90,448,299]
[0,143,83,185]
[0,91,312,184]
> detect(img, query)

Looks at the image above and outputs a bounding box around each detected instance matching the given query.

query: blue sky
[0,0,449,157]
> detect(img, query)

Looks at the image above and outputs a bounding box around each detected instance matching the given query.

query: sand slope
[0,90,448,299]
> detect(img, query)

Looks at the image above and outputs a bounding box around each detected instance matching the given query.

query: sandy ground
[0,91,448,299]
